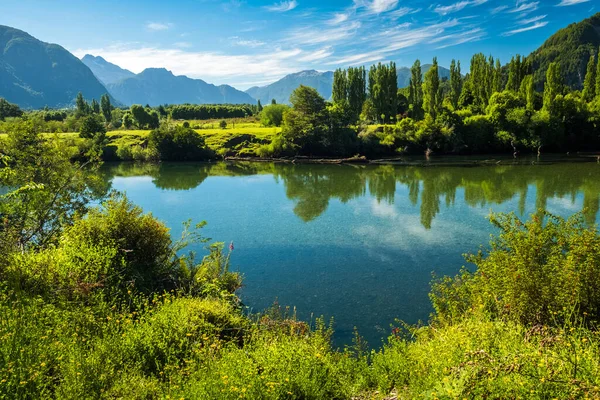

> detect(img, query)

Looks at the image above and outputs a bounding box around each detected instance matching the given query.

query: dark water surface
[101,159,600,346]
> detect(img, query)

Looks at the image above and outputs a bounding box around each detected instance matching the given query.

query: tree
[449,60,462,109]
[543,62,563,112]
[260,104,289,127]
[281,85,328,154]
[257,99,263,112]
[493,58,503,94]
[123,113,133,129]
[75,92,89,117]
[347,66,367,123]
[409,60,424,120]
[130,105,159,129]
[581,54,595,102]
[100,94,112,122]
[271,99,277,105]
[0,98,22,120]
[332,68,348,105]
[0,121,104,252]
[79,114,107,143]
[423,57,441,118]
[148,125,212,161]
[91,99,100,114]
[596,47,600,99]
[219,120,227,129]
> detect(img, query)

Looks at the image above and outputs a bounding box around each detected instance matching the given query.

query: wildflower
[229,241,235,251]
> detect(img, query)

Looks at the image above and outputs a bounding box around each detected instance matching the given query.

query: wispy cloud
[229,36,266,47]
[328,12,350,25]
[285,21,362,46]
[146,22,172,31]
[502,20,548,36]
[491,5,509,13]
[434,0,488,15]
[507,1,539,14]
[556,0,590,5]
[264,0,298,12]
[355,0,399,14]
[517,14,546,24]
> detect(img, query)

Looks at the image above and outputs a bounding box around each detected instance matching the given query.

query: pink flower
[229,241,234,251]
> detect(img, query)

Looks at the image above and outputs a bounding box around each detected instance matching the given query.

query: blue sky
[1,0,597,89]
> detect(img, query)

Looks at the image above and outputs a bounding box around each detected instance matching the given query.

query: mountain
[0,25,111,109]
[105,68,256,106]
[246,66,451,105]
[397,64,452,88]
[81,54,135,85]
[528,12,600,90]
[246,70,335,105]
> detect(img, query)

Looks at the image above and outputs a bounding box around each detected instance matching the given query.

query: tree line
[263,49,600,157]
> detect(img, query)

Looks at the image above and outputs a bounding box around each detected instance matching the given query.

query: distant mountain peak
[81,53,135,86]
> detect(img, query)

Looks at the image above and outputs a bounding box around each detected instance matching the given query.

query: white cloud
[146,22,172,31]
[557,0,590,5]
[230,37,266,47]
[516,14,546,24]
[507,1,539,14]
[72,43,325,89]
[502,20,548,36]
[285,21,362,46]
[354,0,399,14]
[264,0,298,12]
[328,12,350,25]
[434,0,488,15]
[491,5,509,13]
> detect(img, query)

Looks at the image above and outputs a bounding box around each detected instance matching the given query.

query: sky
[1,0,597,89]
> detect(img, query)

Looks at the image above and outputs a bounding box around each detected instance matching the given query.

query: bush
[260,104,290,127]
[148,125,213,161]
[432,212,600,326]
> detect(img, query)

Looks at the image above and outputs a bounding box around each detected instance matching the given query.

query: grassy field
[14,123,282,159]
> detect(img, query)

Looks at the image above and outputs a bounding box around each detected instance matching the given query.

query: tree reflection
[102,161,600,228]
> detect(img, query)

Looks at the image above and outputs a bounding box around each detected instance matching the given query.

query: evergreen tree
[423,57,441,118]
[257,99,263,112]
[543,62,563,112]
[100,94,112,122]
[582,55,596,102]
[271,99,277,105]
[409,60,424,120]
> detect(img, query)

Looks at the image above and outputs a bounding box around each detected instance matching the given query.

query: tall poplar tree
[582,55,596,102]
[409,60,423,120]
[423,57,441,118]
[347,66,367,122]
[332,68,348,105]
[100,94,112,122]
[449,59,462,109]
[543,62,563,112]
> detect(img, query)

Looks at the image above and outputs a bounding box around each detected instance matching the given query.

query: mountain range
[0,25,111,108]
[1,13,600,109]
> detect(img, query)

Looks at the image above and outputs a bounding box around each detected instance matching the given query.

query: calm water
[101,159,600,346]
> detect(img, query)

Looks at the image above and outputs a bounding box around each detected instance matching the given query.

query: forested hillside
[0,25,111,108]
[529,12,600,90]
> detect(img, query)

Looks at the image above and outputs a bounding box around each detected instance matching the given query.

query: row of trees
[272,48,600,157]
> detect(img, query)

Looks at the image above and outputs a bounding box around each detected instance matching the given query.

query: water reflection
[103,161,600,228]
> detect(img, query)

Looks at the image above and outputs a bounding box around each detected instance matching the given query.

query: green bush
[148,125,214,161]
[432,212,600,326]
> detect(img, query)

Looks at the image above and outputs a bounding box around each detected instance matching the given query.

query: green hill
[0,25,112,109]
[529,12,600,90]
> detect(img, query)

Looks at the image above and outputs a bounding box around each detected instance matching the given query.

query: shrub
[431,212,600,326]
[148,125,213,161]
